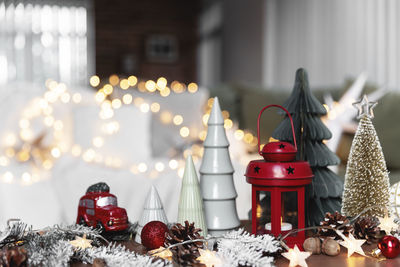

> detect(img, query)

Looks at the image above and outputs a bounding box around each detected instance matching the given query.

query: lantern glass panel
[257,191,271,234]
[281,191,298,230]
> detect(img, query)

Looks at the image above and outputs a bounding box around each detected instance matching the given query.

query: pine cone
[164,221,204,266]
[318,211,353,240]
[353,216,380,244]
[0,247,27,267]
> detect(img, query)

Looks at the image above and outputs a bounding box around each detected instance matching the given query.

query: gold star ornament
[196,249,222,267]
[378,214,399,235]
[338,233,366,257]
[282,245,311,267]
[69,234,93,250]
[352,94,377,119]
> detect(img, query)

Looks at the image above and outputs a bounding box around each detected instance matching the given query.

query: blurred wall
[94,0,200,83]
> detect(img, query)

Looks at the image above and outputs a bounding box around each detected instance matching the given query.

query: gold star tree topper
[352,94,377,119]
[282,245,311,267]
[69,234,93,250]
[378,213,399,235]
[338,233,366,258]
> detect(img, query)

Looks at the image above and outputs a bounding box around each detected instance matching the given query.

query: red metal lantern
[245,104,313,248]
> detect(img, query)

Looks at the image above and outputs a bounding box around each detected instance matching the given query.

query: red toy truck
[76,182,129,232]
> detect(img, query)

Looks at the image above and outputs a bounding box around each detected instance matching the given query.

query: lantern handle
[257,104,297,156]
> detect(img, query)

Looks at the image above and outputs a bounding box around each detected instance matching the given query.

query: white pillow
[72,103,151,163]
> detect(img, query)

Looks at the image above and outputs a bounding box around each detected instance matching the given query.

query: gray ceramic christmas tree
[272,68,343,226]
[178,155,208,236]
[135,185,168,243]
[200,97,240,236]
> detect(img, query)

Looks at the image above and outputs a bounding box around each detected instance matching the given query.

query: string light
[173,115,183,125]
[89,75,100,87]
[119,79,129,90]
[109,75,119,86]
[128,75,137,86]
[122,94,133,104]
[180,127,190,138]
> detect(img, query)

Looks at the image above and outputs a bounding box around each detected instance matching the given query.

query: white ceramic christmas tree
[178,155,208,236]
[200,97,240,236]
[135,185,168,243]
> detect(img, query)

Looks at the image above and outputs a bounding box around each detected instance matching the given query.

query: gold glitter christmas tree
[341,95,390,217]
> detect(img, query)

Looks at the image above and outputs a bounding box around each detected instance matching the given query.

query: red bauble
[378,235,400,258]
[140,221,168,250]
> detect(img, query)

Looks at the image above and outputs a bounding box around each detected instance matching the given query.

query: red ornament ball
[140,221,168,250]
[378,235,400,259]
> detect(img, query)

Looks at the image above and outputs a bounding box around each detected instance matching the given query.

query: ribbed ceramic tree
[135,185,168,243]
[272,68,343,227]
[342,95,390,217]
[200,97,240,236]
[178,155,208,236]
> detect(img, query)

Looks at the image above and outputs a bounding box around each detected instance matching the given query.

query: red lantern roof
[261,141,297,162]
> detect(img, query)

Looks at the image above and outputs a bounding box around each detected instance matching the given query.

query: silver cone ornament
[177,155,208,236]
[135,185,168,243]
[200,97,240,236]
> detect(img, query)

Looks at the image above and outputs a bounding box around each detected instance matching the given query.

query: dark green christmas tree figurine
[272,68,343,226]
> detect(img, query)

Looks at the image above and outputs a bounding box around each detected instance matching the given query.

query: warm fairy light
[138,81,146,92]
[202,114,210,126]
[282,245,311,267]
[44,116,55,126]
[43,159,53,170]
[102,121,120,134]
[51,147,61,158]
[173,115,183,125]
[130,165,139,174]
[160,87,171,97]
[99,108,114,120]
[5,147,15,158]
[196,249,222,267]
[150,102,160,113]
[71,144,82,157]
[95,91,106,102]
[89,75,100,87]
[120,79,129,90]
[377,213,398,234]
[207,98,214,107]
[111,99,122,109]
[155,162,165,172]
[157,77,167,89]
[178,167,184,178]
[61,92,71,103]
[83,149,96,162]
[17,150,30,162]
[171,81,184,93]
[122,94,133,104]
[222,110,229,119]
[138,163,148,173]
[145,80,156,92]
[22,172,32,184]
[72,93,82,103]
[160,111,173,124]
[0,156,9,166]
[140,103,150,113]
[169,159,178,170]
[101,100,112,109]
[188,83,198,93]
[224,119,233,129]
[109,74,119,86]
[103,84,113,95]
[133,97,144,107]
[180,127,190,138]
[128,75,137,86]
[20,129,33,141]
[48,80,58,90]
[338,233,366,258]
[234,130,244,140]
[44,91,57,103]
[92,137,104,148]
[199,130,207,141]
[3,172,13,183]
[54,120,64,131]
[244,133,254,143]
[4,133,17,146]
[43,106,53,116]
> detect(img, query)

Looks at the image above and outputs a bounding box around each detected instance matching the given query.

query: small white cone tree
[177,155,208,236]
[200,97,240,236]
[135,185,168,243]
